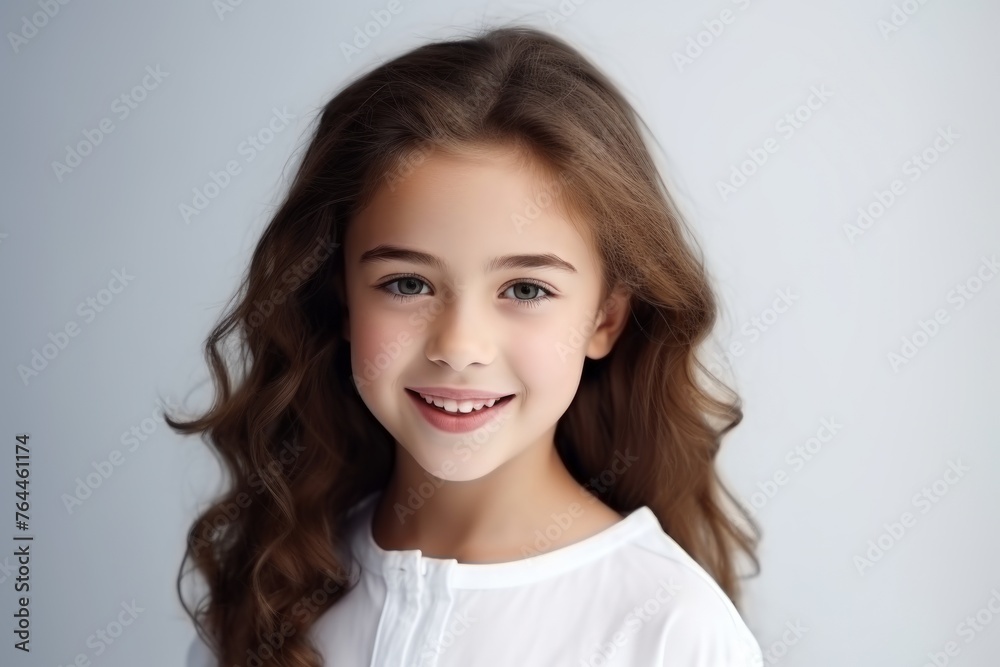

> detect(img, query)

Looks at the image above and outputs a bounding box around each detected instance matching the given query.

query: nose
[423,289,497,371]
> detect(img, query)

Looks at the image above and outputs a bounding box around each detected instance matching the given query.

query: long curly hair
[167,23,761,667]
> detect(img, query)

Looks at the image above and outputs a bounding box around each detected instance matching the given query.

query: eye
[501,281,552,309]
[376,274,555,309]
[382,276,429,298]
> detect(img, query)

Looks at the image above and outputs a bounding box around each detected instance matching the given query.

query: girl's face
[342,145,627,482]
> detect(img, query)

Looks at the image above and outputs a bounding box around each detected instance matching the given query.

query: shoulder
[184,632,216,667]
[612,511,764,666]
[652,569,763,667]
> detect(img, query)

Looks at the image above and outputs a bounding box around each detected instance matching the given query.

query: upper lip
[407,386,514,401]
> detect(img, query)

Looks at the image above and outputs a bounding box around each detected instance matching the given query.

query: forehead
[345,146,596,267]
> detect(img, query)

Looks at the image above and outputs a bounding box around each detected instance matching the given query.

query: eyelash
[376,274,555,310]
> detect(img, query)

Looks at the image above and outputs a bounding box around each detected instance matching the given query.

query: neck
[371,433,615,563]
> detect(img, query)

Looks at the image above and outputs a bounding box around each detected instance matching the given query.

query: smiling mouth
[405,389,515,414]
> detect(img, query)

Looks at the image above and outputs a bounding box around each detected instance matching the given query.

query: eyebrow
[358,244,578,274]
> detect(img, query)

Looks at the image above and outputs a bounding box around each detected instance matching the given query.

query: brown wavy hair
[167,23,761,667]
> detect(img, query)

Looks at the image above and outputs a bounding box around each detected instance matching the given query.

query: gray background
[1,0,998,665]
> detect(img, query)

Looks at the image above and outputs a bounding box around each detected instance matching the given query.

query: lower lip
[406,389,515,433]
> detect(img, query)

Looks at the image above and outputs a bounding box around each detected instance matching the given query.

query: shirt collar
[344,490,661,589]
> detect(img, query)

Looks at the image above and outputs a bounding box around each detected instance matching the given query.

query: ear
[585,286,630,360]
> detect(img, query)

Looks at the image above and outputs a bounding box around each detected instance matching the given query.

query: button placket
[415,560,457,667]
[371,552,424,666]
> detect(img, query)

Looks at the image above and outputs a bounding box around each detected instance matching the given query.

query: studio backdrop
[1,1,998,666]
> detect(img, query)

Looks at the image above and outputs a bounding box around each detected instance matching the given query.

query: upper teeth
[418,393,502,413]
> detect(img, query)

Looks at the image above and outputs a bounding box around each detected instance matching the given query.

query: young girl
[172,24,763,667]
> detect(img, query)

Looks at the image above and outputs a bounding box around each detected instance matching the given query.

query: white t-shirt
[186,491,764,666]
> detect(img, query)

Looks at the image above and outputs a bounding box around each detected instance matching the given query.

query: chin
[406,446,501,483]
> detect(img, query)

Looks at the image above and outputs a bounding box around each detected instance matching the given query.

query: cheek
[512,319,586,396]
[348,307,417,387]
